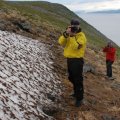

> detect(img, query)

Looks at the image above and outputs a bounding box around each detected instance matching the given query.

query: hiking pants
[106,60,113,77]
[67,58,84,101]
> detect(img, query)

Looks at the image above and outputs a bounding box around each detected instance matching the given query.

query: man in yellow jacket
[58,19,87,107]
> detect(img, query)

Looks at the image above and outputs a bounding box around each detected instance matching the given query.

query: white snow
[0,30,62,120]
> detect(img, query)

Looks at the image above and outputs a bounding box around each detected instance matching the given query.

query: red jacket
[103,47,116,62]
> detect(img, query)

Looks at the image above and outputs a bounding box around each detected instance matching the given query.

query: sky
[5,0,120,12]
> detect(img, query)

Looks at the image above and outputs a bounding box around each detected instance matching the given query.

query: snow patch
[0,30,62,120]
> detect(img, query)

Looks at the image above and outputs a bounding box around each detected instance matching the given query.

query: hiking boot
[69,93,76,97]
[105,75,108,78]
[108,77,115,80]
[69,91,76,98]
[75,100,83,107]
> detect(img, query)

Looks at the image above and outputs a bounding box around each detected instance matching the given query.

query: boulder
[83,63,96,74]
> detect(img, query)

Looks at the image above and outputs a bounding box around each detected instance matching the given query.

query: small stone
[102,114,117,120]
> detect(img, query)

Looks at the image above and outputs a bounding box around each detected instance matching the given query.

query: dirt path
[54,73,120,120]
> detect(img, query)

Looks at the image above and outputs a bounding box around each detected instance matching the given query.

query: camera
[70,26,78,33]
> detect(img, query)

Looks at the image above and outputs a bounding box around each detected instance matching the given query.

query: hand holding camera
[67,26,78,34]
[63,26,79,38]
[63,19,80,38]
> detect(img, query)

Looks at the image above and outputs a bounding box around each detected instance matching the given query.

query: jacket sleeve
[58,35,67,46]
[77,33,87,46]
[103,47,108,52]
[103,47,116,53]
[110,48,116,53]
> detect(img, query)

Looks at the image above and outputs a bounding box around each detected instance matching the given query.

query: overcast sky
[5,0,120,12]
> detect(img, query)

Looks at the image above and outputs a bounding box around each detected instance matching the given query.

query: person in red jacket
[103,42,116,80]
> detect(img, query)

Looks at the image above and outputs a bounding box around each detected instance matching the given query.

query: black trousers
[106,60,113,77]
[67,58,84,101]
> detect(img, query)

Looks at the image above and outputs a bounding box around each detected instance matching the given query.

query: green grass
[4,1,75,29]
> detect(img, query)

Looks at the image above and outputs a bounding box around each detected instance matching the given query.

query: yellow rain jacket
[58,32,87,58]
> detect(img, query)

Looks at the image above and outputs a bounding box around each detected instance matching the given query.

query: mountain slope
[54,47,120,119]
[0,1,118,47]
[0,1,120,120]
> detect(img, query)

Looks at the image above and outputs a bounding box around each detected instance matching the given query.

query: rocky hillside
[0,29,120,120]
[0,1,120,120]
[54,47,120,120]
